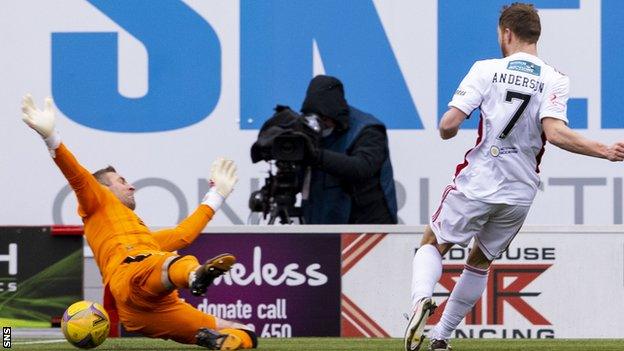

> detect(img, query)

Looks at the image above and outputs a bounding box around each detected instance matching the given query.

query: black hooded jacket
[300,75,397,224]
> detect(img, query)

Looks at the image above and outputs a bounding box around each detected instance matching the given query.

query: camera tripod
[266,194,304,224]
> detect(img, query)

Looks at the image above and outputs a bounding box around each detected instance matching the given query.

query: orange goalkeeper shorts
[108,252,217,344]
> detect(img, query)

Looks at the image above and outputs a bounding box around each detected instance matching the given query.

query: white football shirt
[448,52,569,205]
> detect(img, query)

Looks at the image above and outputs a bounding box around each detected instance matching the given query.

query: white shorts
[430,185,530,261]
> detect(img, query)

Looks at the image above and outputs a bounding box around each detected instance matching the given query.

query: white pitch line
[14,339,67,345]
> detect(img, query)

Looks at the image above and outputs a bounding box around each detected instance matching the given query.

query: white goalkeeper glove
[201,158,238,211]
[21,94,61,155]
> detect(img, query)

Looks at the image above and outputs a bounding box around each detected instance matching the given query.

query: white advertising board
[342,227,624,338]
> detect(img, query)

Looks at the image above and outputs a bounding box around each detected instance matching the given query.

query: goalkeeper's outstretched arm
[152,158,238,251]
[21,95,104,215]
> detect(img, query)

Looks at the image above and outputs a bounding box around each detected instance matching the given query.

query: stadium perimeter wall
[3,1,624,228]
[82,225,624,339]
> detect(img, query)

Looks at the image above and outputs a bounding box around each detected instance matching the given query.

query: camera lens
[248,190,265,212]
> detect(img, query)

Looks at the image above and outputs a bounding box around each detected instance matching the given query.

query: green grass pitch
[9,338,624,350]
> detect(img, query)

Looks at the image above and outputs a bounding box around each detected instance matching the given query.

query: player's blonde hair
[499,3,541,44]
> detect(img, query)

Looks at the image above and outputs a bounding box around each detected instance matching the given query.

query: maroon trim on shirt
[431,184,456,222]
[535,132,547,173]
[454,114,484,178]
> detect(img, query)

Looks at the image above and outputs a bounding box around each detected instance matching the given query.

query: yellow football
[61,300,110,349]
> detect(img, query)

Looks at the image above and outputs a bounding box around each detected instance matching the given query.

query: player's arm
[151,206,215,251]
[439,107,468,140]
[21,95,104,214]
[442,62,485,140]
[152,158,237,251]
[540,74,624,161]
[542,118,624,161]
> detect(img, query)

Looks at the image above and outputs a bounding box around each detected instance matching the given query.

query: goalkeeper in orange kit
[21,95,257,350]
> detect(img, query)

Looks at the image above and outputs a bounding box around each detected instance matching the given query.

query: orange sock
[218,328,257,349]
[168,255,200,288]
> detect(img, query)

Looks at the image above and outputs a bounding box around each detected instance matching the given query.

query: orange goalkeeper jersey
[53,143,214,284]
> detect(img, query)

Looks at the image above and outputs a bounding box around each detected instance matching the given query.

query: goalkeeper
[21,95,257,350]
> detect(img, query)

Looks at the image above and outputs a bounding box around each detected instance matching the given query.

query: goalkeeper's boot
[190,253,236,296]
[404,297,437,351]
[429,338,452,351]
[196,328,242,350]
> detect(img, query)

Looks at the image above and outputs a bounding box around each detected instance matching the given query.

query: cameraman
[301,75,398,224]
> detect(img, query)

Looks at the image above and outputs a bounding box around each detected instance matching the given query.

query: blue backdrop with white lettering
[2,0,623,226]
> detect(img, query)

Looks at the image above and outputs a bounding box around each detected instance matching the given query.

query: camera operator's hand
[303,135,321,166]
[201,158,238,212]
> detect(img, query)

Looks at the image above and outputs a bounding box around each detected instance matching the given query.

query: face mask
[322,127,334,137]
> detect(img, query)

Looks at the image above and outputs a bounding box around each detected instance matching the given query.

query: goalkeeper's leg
[117,253,250,349]
[140,253,235,296]
[118,296,257,349]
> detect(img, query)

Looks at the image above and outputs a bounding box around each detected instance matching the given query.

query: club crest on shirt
[490,146,500,157]
[507,60,541,76]
[490,146,519,157]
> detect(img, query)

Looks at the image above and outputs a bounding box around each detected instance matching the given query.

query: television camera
[249,106,322,224]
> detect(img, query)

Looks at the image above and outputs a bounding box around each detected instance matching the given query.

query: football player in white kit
[404,3,624,351]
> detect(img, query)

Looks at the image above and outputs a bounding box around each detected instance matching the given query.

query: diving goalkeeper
[21,95,257,350]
